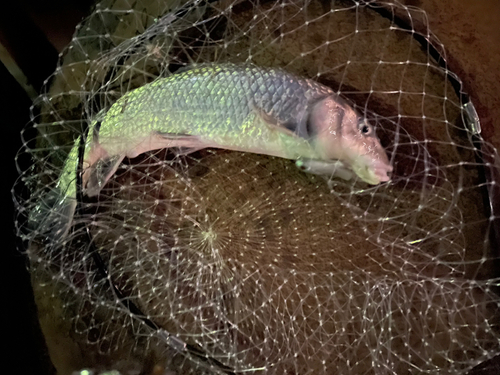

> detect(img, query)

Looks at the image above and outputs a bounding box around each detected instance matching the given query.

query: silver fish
[84,63,392,195]
[34,63,392,242]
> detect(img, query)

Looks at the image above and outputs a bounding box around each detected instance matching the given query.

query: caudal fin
[28,187,77,244]
[28,134,82,244]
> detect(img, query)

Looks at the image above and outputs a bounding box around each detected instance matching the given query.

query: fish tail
[28,187,77,244]
[28,116,105,244]
[29,135,82,244]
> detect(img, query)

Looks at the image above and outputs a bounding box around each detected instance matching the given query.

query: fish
[32,63,392,243]
[83,63,392,196]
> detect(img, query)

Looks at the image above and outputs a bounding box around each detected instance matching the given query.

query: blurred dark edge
[0,1,92,374]
[468,355,500,375]
[1,58,56,374]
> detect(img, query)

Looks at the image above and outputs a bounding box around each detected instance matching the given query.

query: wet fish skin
[84,63,392,195]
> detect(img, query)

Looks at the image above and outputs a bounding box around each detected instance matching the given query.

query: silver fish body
[85,63,392,194]
[100,64,334,156]
[32,63,392,243]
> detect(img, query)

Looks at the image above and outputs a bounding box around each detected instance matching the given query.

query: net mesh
[12,0,500,374]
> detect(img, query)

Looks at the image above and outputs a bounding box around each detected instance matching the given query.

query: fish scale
[99,64,330,155]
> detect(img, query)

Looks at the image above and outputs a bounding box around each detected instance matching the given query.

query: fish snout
[369,158,393,184]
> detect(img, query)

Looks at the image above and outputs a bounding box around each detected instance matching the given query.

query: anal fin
[85,154,126,197]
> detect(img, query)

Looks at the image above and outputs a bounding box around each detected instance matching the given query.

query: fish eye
[358,122,372,135]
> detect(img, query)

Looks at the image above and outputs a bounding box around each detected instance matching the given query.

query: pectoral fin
[296,159,354,181]
[256,109,301,139]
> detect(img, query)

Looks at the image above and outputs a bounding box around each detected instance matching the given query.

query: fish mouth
[368,160,393,184]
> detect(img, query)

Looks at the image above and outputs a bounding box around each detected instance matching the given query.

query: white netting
[12,0,500,374]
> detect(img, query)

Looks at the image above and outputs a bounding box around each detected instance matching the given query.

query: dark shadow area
[1,59,56,375]
[1,1,93,374]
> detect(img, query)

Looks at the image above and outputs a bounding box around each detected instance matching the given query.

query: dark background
[1,1,92,374]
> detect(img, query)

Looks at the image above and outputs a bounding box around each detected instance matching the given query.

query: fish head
[309,96,393,185]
